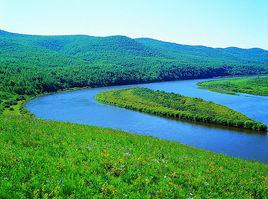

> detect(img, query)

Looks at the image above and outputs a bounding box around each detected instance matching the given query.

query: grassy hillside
[96,88,267,131]
[0,114,267,198]
[198,76,268,96]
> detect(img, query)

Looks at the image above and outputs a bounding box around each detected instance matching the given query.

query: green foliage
[0,91,23,114]
[1,29,268,113]
[96,88,267,131]
[0,115,267,198]
[198,76,268,96]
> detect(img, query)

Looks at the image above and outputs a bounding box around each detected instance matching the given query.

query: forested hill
[1,29,267,69]
[136,38,268,64]
[1,29,268,113]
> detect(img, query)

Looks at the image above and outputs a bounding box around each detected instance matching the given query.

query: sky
[0,0,268,49]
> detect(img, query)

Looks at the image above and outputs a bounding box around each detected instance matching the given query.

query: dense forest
[198,76,268,96]
[1,29,268,113]
[96,88,267,131]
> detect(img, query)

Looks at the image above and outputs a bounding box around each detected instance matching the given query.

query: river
[25,78,268,163]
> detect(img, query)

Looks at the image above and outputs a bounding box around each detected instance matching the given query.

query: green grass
[0,114,267,198]
[198,76,268,96]
[96,88,267,132]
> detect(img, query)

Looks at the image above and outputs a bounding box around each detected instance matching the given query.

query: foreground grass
[0,115,267,198]
[96,88,267,132]
[198,76,268,96]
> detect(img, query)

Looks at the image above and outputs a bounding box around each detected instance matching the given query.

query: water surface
[26,78,268,163]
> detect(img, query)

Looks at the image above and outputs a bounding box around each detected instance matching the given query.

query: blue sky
[1,0,268,49]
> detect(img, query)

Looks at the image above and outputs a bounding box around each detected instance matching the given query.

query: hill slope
[1,114,267,198]
[136,38,268,64]
[1,29,268,112]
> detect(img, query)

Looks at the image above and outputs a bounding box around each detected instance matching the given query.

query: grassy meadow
[198,76,268,96]
[0,113,267,198]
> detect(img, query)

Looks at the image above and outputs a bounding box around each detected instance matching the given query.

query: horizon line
[1,28,267,51]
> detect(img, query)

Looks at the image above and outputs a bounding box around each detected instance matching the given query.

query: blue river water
[26,78,268,163]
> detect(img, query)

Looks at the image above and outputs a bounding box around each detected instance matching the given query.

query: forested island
[96,88,267,131]
[1,30,268,198]
[198,76,268,96]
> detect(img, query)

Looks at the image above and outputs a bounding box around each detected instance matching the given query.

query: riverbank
[25,78,268,163]
[198,76,268,96]
[96,87,267,132]
[1,114,267,198]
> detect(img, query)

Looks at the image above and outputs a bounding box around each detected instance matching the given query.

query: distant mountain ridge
[1,29,266,51]
[136,38,268,63]
[1,29,267,69]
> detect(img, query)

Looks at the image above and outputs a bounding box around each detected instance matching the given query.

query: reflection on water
[26,78,268,163]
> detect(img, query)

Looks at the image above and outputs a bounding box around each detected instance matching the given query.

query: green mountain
[0,29,268,112]
[137,38,268,64]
